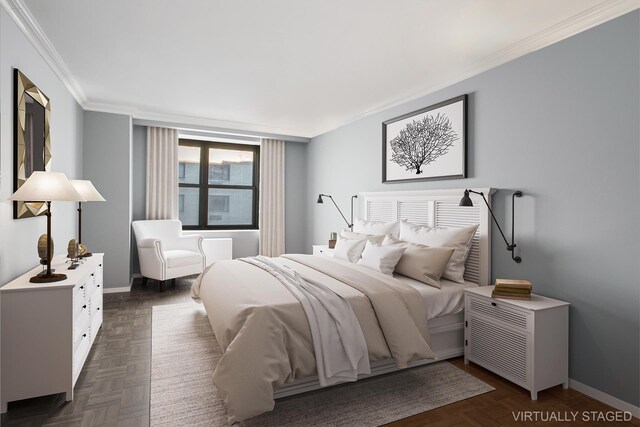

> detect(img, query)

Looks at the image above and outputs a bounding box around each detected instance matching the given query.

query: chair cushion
[164,250,202,268]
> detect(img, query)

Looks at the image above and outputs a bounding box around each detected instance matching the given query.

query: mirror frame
[13,69,51,219]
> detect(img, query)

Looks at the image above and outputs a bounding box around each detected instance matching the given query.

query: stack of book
[492,279,532,300]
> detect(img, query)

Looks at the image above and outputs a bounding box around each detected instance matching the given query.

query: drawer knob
[82,333,87,338]
[99,264,102,267]
[83,305,87,309]
[97,285,101,288]
[97,307,100,311]
[91,273,94,277]
[491,302,497,307]
[80,286,84,290]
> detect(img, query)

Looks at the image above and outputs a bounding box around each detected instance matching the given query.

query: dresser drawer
[73,309,91,352]
[74,282,87,318]
[467,294,531,331]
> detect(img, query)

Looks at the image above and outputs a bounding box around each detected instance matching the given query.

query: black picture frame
[382,94,467,183]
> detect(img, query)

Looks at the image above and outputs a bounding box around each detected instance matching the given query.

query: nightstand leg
[464,356,469,365]
[1,399,7,413]
[65,388,73,401]
[530,390,537,400]
[563,382,569,389]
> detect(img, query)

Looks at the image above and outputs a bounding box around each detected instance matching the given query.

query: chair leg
[142,277,148,287]
[159,280,165,292]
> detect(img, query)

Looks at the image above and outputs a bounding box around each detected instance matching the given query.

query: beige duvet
[193,254,436,423]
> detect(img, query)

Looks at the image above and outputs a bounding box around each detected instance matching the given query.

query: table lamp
[10,171,84,283]
[70,180,105,257]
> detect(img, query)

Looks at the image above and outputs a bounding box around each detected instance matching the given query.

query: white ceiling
[17,0,636,138]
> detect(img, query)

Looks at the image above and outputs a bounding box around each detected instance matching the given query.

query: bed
[194,188,494,423]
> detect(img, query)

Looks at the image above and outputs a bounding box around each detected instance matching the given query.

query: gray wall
[83,111,132,289]
[285,141,308,254]
[0,8,85,407]
[306,12,640,406]
[130,125,307,271]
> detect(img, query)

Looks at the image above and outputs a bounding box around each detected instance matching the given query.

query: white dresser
[464,286,569,400]
[1,254,104,412]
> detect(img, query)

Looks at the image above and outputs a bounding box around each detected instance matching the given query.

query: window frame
[178,138,260,230]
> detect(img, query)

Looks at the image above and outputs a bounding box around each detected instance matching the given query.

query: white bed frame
[275,188,495,399]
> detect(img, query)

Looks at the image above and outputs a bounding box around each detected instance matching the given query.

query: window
[178,139,259,229]
[179,194,185,212]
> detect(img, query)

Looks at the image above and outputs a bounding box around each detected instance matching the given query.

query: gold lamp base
[30,273,67,283]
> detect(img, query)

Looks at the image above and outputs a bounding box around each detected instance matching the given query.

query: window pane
[178,145,200,184]
[178,187,199,226]
[209,148,253,186]
[208,188,253,226]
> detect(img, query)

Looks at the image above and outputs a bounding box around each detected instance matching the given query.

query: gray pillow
[382,235,454,289]
[398,222,478,284]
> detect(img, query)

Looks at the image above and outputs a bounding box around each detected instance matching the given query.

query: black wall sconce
[460,189,523,263]
[317,194,358,230]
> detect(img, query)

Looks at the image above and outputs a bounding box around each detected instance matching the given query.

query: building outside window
[177,139,259,229]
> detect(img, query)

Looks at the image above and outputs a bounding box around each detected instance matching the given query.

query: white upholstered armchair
[132,220,205,291]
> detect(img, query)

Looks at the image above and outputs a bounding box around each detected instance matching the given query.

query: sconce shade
[459,189,474,207]
[70,180,106,202]
[317,194,324,204]
[10,171,83,202]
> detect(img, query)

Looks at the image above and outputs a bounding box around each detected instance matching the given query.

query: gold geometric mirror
[14,69,51,219]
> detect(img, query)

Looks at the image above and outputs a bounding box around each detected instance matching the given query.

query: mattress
[394,274,478,320]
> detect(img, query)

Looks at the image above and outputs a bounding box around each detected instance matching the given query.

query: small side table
[464,285,570,400]
[312,245,335,257]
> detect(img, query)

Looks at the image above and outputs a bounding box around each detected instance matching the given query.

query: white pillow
[352,218,400,238]
[340,229,386,244]
[399,222,478,284]
[333,236,367,263]
[356,241,406,275]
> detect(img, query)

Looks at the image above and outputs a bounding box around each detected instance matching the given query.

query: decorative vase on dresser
[1,254,104,412]
[464,285,569,400]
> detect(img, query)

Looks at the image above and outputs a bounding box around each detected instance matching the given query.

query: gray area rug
[151,302,493,426]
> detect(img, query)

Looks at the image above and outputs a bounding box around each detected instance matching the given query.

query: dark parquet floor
[1,278,637,427]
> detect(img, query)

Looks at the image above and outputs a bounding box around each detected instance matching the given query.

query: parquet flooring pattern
[1,278,637,426]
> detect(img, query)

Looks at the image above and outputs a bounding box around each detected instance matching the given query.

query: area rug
[151,302,493,426]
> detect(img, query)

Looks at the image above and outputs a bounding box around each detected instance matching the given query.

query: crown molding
[0,0,87,105]
[2,0,637,138]
[84,101,312,141]
[310,0,639,137]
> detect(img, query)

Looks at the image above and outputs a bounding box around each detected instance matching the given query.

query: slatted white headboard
[359,188,495,286]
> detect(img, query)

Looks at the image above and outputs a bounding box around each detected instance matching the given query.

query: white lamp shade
[70,179,106,202]
[10,171,84,202]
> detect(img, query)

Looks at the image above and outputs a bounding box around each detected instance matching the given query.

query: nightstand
[464,286,569,400]
[312,245,334,257]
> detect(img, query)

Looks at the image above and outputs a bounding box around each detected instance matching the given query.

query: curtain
[259,139,285,256]
[146,127,179,220]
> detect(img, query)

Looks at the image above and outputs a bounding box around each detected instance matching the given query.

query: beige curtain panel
[259,139,286,256]
[146,127,179,220]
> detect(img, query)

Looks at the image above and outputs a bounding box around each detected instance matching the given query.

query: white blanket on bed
[240,256,370,386]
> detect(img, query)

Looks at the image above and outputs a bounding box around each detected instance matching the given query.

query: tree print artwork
[389,113,458,175]
[383,95,466,183]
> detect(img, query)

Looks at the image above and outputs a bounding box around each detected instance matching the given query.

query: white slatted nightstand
[312,245,334,257]
[464,286,569,400]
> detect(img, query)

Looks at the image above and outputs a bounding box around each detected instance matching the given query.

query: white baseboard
[570,378,640,417]
[103,286,131,294]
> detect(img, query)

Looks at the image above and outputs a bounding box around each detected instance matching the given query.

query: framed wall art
[382,94,467,183]
[14,69,51,219]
